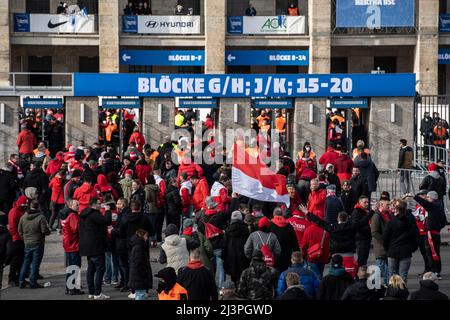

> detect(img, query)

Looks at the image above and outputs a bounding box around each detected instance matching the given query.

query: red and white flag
[232,143,290,207]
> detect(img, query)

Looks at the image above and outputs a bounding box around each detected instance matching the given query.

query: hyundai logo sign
[145,21,158,28]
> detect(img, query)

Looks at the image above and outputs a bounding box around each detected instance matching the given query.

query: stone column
[217,98,251,145]
[0,96,19,163]
[204,0,225,74]
[0,0,10,86]
[142,98,175,149]
[99,0,119,73]
[308,0,331,74]
[65,97,99,146]
[369,98,415,168]
[414,0,439,95]
[293,98,327,157]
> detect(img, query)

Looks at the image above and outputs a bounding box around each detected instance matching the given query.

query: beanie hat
[165,224,179,237]
[125,169,133,176]
[331,254,343,268]
[231,211,242,222]
[428,163,438,172]
[258,217,271,230]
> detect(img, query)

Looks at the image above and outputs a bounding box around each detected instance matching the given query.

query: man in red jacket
[307,179,326,219]
[45,151,65,177]
[17,125,37,163]
[177,155,204,180]
[128,127,146,153]
[73,178,97,213]
[60,199,84,295]
[191,174,210,212]
[180,172,193,217]
[334,149,354,183]
[288,209,311,250]
[211,176,231,212]
[318,146,340,170]
[7,195,28,286]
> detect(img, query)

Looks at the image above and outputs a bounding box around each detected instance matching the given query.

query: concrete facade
[65,97,99,147]
[0,96,19,161]
[142,98,175,149]
[308,0,331,74]
[99,0,119,73]
[217,98,252,145]
[0,0,9,86]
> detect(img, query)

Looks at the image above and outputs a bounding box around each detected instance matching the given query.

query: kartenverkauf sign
[440,14,450,32]
[227,16,306,34]
[14,13,95,33]
[123,15,201,34]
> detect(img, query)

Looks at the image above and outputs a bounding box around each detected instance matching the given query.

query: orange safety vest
[434,127,449,145]
[298,150,316,160]
[352,148,370,159]
[331,115,345,124]
[158,283,188,300]
[150,150,159,162]
[33,148,50,156]
[105,122,118,142]
[256,115,270,128]
[288,7,298,16]
[275,116,286,133]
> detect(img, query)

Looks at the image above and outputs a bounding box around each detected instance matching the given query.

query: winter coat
[277,263,320,298]
[269,216,300,271]
[334,154,354,182]
[349,175,369,199]
[326,173,341,195]
[287,212,311,250]
[181,231,212,269]
[119,177,133,202]
[135,163,152,185]
[398,146,413,169]
[161,234,190,273]
[128,235,153,290]
[130,187,146,208]
[383,213,419,260]
[112,207,130,254]
[177,161,204,180]
[8,198,27,242]
[165,185,182,219]
[351,207,373,242]
[45,158,63,177]
[222,220,250,281]
[318,148,340,168]
[0,168,17,201]
[414,195,447,232]
[307,189,326,219]
[17,129,36,154]
[325,195,345,225]
[60,207,79,253]
[196,209,228,250]
[18,209,51,246]
[49,176,65,204]
[277,285,311,300]
[73,183,97,213]
[353,156,379,192]
[244,230,282,261]
[300,223,330,264]
[192,178,210,211]
[177,260,218,300]
[341,278,385,300]
[79,207,111,257]
[119,212,154,249]
[383,286,409,300]
[318,266,354,300]
[419,171,446,200]
[340,189,357,215]
[409,280,449,300]
[23,168,50,201]
[211,181,231,212]
[0,224,12,265]
[238,256,278,300]
[144,184,160,215]
[370,211,392,259]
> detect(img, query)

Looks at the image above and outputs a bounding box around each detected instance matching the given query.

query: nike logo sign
[47,20,68,29]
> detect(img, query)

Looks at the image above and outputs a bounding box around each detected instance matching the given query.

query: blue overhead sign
[23,98,63,109]
[439,49,450,65]
[330,98,369,109]
[120,50,204,66]
[101,98,141,108]
[74,73,416,98]
[440,14,450,32]
[13,13,30,32]
[336,0,415,28]
[226,50,308,66]
[179,99,217,109]
[122,15,137,33]
[252,99,293,109]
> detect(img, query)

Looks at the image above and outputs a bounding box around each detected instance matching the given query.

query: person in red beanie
[244,216,281,266]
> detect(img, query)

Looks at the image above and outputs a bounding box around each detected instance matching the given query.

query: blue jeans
[87,254,106,296]
[388,257,412,283]
[309,262,325,280]
[376,258,388,285]
[19,243,44,286]
[135,289,147,300]
[213,248,225,289]
[104,250,119,283]
[66,251,81,291]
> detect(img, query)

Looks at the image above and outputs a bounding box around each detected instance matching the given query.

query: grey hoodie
[18,210,51,246]
[244,230,281,260]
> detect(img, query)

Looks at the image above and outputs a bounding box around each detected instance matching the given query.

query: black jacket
[383,286,409,300]
[340,189,357,214]
[351,207,374,242]
[353,157,379,193]
[0,168,17,201]
[277,286,311,300]
[58,207,76,221]
[419,171,446,200]
[128,235,153,290]
[325,196,345,225]
[420,116,434,140]
[165,185,182,218]
[383,213,419,260]
[23,168,50,201]
[79,207,112,257]
[119,212,154,250]
[409,280,449,300]
[222,220,250,282]
[414,195,448,232]
[326,173,341,195]
[318,267,354,300]
[349,175,369,199]
[341,279,385,300]
[269,218,300,272]
[112,207,131,254]
[0,224,12,265]
[130,187,146,208]
[197,210,229,250]
[177,262,218,300]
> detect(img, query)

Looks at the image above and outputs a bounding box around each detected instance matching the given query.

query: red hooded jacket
[8,196,28,241]
[17,129,36,154]
[177,160,204,180]
[287,211,312,249]
[300,223,330,264]
[61,210,79,253]
[180,181,192,214]
[129,132,146,153]
[334,153,354,183]
[211,181,231,212]
[318,147,340,168]
[73,182,97,212]
[45,154,64,177]
[307,189,326,219]
[192,178,210,211]
[49,175,65,204]
[135,162,152,185]
[154,175,166,208]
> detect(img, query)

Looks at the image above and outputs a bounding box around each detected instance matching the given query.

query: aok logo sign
[261,16,287,31]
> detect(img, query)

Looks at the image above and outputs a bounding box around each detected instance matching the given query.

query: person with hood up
[17,125,37,162]
[128,229,152,300]
[180,219,212,269]
[277,272,311,300]
[325,164,341,195]
[296,165,317,205]
[334,148,354,182]
[318,146,340,169]
[156,267,188,300]
[269,207,299,272]
[45,151,65,177]
[222,211,250,286]
[48,170,67,232]
[383,274,409,300]
[177,248,218,300]
[353,152,379,199]
[79,197,112,299]
[237,250,278,300]
[7,195,28,286]
[73,178,97,213]
[128,127,146,153]
[341,265,385,300]
[210,176,232,212]
[318,254,354,300]
[18,200,51,289]
[419,163,446,201]
[190,174,210,212]
[0,162,18,214]
[244,217,281,265]
[409,272,449,300]
[307,178,326,219]
[286,185,302,214]
[135,156,152,185]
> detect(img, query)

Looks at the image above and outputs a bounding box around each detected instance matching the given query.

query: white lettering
[209,78,221,94]
[138,78,149,93]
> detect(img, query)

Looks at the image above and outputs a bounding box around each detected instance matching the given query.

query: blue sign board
[330,98,369,109]
[179,99,217,109]
[14,13,30,32]
[122,15,137,33]
[227,16,243,34]
[226,50,308,66]
[120,50,204,66]
[102,98,141,108]
[336,0,415,28]
[23,98,63,109]
[440,14,450,32]
[439,49,450,65]
[74,73,416,98]
[252,99,293,109]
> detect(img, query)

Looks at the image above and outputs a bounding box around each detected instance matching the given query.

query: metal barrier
[414,143,450,171]
[0,72,73,96]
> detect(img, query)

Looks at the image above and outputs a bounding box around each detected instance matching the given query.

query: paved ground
[1,232,450,300]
